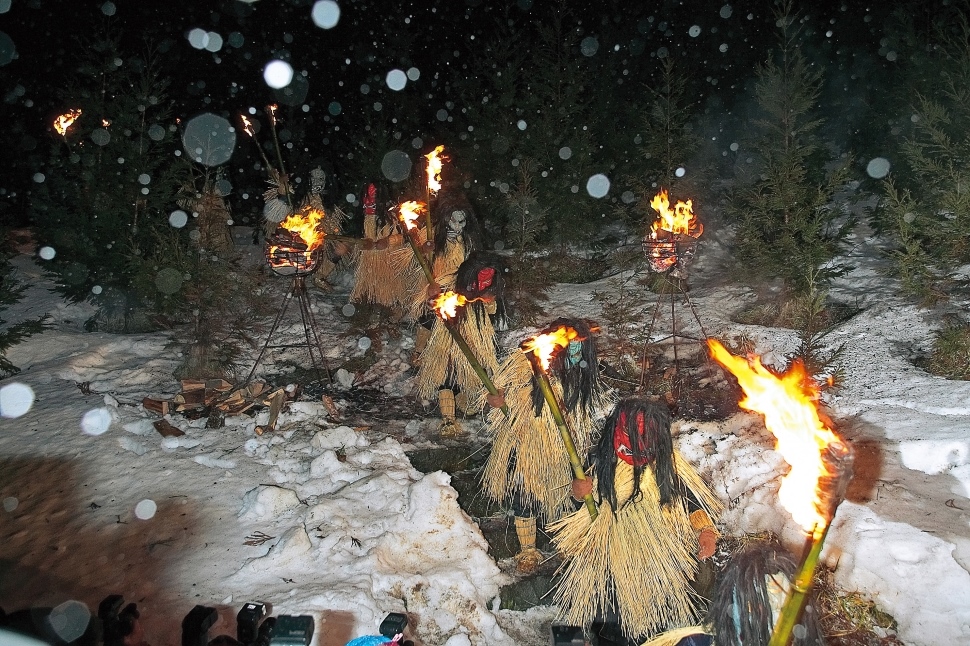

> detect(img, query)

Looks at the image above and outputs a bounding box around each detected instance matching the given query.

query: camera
[550,624,588,646]
[181,602,313,646]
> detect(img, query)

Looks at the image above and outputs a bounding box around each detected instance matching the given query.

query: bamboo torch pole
[435,308,510,417]
[402,201,508,417]
[397,201,435,285]
[525,352,598,521]
[769,440,854,646]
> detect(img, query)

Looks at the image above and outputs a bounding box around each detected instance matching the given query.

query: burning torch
[397,200,436,284]
[430,291,510,417]
[54,109,82,153]
[522,327,598,521]
[424,145,446,237]
[707,339,854,646]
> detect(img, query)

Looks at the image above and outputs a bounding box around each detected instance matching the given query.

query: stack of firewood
[142,379,288,433]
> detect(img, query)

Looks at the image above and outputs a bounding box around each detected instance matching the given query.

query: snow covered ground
[1,223,969,646]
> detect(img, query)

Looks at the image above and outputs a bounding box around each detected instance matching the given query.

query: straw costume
[641,540,824,646]
[412,189,496,437]
[349,182,410,311]
[480,318,614,572]
[177,175,234,257]
[549,399,722,644]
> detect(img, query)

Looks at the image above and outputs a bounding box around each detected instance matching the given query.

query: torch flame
[431,290,468,320]
[425,145,447,193]
[707,339,841,535]
[522,326,581,372]
[280,206,326,251]
[241,115,255,137]
[54,109,82,136]
[397,200,427,231]
[649,189,702,238]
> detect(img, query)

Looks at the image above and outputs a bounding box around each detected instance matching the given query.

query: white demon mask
[447,209,467,240]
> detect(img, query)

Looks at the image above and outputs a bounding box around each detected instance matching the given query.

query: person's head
[432,187,482,253]
[708,541,823,646]
[592,398,676,510]
[527,318,600,416]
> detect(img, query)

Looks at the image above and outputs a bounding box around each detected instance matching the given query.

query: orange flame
[707,339,841,535]
[522,326,581,372]
[397,200,427,231]
[431,290,468,320]
[649,189,703,238]
[240,115,255,137]
[280,206,326,251]
[425,145,446,193]
[54,109,82,136]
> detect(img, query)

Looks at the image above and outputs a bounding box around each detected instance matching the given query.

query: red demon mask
[613,410,655,466]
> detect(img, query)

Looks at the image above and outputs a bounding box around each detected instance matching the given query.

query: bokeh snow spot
[134,499,157,520]
[0,382,34,418]
[81,407,112,436]
[169,209,189,228]
[866,157,891,179]
[311,0,340,29]
[155,267,184,295]
[263,60,294,89]
[47,600,90,643]
[386,69,407,91]
[381,150,412,182]
[586,173,610,198]
[182,113,236,167]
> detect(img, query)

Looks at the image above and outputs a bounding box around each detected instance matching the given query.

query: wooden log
[205,378,234,392]
[142,397,170,416]
[179,378,206,392]
[153,419,185,438]
[254,389,286,435]
[174,389,207,406]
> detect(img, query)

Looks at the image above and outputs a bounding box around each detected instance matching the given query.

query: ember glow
[649,189,703,238]
[54,109,82,136]
[431,290,468,320]
[522,326,581,372]
[425,145,446,193]
[397,200,427,231]
[707,339,841,535]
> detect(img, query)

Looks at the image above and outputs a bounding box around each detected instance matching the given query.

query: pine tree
[0,242,48,378]
[873,9,970,300]
[504,158,547,250]
[28,29,189,329]
[624,57,707,234]
[724,1,853,295]
[455,3,601,244]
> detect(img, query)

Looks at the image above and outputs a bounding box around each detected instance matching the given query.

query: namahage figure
[480,317,614,572]
[411,186,492,436]
[348,181,410,312]
[549,398,722,644]
[416,250,504,437]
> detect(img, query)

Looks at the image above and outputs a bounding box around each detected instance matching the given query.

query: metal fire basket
[243,241,331,385]
[639,233,709,395]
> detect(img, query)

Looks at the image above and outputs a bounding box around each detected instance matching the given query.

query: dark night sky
[0,0,938,227]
